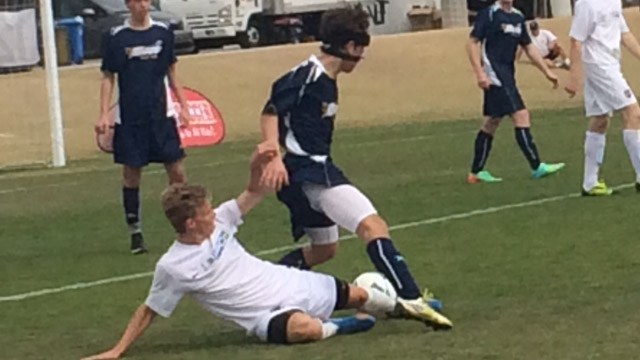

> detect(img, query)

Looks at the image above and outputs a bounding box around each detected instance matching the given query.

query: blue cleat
[329,315,376,335]
[531,162,565,179]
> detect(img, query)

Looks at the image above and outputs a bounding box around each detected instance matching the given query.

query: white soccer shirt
[531,29,557,58]
[145,200,332,331]
[569,0,629,65]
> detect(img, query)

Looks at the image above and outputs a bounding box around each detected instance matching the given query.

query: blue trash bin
[56,17,84,64]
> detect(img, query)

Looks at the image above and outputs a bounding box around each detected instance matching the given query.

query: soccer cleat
[581,180,614,196]
[395,298,453,330]
[329,315,376,335]
[130,233,148,255]
[531,162,565,179]
[422,289,443,311]
[467,170,503,183]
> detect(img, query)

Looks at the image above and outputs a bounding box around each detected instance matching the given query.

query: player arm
[234,142,280,215]
[81,304,157,360]
[565,37,583,97]
[258,99,288,191]
[99,72,115,116]
[523,44,551,74]
[466,36,485,79]
[622,32,640,62]
[167,64,189,115]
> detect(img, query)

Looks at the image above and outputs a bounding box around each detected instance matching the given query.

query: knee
[481,118,501,135]
[589,116,609,133]
[356,215,388,242]
[286,313,322,343]
[307,243,339,265]
[512,110,531,127]
[123,167,141,188]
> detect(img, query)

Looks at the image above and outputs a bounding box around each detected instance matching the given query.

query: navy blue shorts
[483,84,526,118]
[277,155,350,241]
[113,116,184,167]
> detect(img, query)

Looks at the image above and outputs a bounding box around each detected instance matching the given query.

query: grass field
[2,107,640,360]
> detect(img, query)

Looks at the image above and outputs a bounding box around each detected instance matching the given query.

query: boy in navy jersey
[94,0,191,254]
[256,5,451,328]
[466,0,565,183]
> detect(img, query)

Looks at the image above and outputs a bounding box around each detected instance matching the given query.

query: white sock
[622,129,640,183]
[360,287,396,314]
[584,131,606,190]
[320,320,338,339]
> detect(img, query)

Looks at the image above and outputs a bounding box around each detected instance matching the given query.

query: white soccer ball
[353,271,397,300]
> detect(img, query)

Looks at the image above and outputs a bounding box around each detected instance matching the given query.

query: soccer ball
[353,271,397,300]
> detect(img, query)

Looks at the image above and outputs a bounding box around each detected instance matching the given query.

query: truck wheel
[238,19,263,48]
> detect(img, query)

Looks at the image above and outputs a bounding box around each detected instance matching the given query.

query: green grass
[2,107,640,360]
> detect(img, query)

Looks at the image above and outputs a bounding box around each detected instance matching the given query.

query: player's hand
[178,107,192,128]
[80,349,122,360]
[94,113,111,135]
[564,78,578,98]
[545,71,559,89]
[260,157,289,192]
[476,72,491,90]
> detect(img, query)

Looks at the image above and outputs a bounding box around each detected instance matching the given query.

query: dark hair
[319,4,370,46]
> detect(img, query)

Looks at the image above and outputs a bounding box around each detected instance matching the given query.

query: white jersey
[145,200,337,333]
[531,29,557,58]
[569,0,629,65]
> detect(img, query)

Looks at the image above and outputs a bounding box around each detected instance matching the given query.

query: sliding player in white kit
[81,147,451,360]
[565,0,640,195]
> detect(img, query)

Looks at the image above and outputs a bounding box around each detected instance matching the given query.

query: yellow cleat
[396,298,453,330]
[582,180,614,196]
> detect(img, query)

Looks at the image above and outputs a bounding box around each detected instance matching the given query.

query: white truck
[157,0,388,48]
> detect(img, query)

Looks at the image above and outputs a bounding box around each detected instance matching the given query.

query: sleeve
[262,81,299,117]
[100,30,118,73]
[519,19,532,46]
[545,30,557,43]
[144,264,185,318]
[166,29,177,64]
[214,200,244,228]
[569,1,594,42]
[620,14,630,34]
[470,7,490,40]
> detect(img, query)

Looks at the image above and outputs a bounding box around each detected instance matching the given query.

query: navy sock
[366,238,420,300]
[278,248,311,270]
[515,127,541,170]
[471,130,494,174]
[122,187,141,234]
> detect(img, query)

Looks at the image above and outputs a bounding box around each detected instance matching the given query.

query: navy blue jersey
[101,20,176,125]
[471,4,531,86]
[265,55,338,157]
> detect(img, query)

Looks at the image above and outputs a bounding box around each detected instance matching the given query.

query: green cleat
[532,162,565,179]
[467,170,503,183]
[582,180,614,196]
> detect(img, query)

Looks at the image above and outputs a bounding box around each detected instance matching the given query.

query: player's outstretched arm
[565,38,583,98]
[168,63,192,127]
[258,112,289,191]
[80,304,157,360]
[523,44,559,89]
[466,37,490,90]
[235,145,278,215]
[622,32,640,62]
[95,72,115,135]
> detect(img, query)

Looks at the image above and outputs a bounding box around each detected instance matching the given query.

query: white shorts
[252,271,337,342]
[583,62,637,117]
[302,183,378,245]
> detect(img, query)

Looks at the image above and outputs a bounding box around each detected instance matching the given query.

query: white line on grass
[1,182,633,303]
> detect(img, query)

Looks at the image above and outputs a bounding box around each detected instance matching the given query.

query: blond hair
[161,184,211,234]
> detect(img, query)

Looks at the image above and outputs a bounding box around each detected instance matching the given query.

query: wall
[1,10,640,165]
